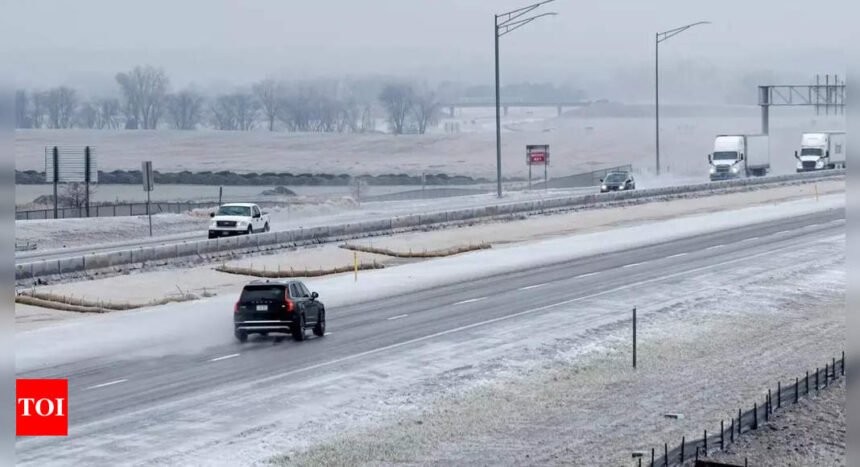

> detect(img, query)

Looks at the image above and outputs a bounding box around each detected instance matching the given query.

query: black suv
[233,280,325,342]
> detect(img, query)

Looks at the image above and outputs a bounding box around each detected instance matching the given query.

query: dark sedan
[600,171,636,193]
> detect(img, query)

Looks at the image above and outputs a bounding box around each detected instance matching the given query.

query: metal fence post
[795,377,799,403]
[777,382,781,409]
[633,307,637,368]
[704,429,708,456]
[721,420,724,450]
[824,363,829,388]
[651,448,654,467]
[754,402,758,429]
[816,368,819,392]
[842,351,845,376]
[738,408,742,435]
[731,418,735,443]
[806,371,810,394]
[664,443,668,467]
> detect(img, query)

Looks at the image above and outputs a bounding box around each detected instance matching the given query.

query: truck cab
[708,134,769,182]
[708,136,745,181]
[796,132,846,172]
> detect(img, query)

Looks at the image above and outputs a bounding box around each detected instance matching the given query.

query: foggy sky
[1,0,855,100]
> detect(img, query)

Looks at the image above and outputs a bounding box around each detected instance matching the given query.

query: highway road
[15,207,845,465]
[15,186,599,263]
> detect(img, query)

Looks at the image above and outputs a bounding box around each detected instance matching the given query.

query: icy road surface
[15,198,845,466]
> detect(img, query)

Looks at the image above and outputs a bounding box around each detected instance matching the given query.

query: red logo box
[16,379,68,436]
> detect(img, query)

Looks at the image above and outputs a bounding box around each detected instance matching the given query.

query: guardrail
[15,169,844,281]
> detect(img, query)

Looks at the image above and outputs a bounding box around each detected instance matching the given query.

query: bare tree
[115,65,170,129]
[166,89,205,130]
[96,98,121,129]
[413,86,440,134]
[62,182,96,209]
[15,90,31,128]
[253,79,281,131]
[210,93,259,131]
[30,91,47,129]
[77,101,98,129]
[379,83,415,135]
[45,86,78,129]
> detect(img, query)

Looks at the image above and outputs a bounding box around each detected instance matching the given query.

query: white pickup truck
[208,203,270,239]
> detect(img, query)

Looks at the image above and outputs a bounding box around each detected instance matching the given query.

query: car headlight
[618,185,625,190]
[796,161,803,169]
[731,165,740,173]
[601,185,607,190]
[238,221,248,227]
[709,166,716,174]
[815,159,824,168]
[209,221,217,227]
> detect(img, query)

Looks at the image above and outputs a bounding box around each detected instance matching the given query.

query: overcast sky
[1,0,854,100]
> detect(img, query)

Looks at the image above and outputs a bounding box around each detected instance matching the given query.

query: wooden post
[806,371,810,394]
[680,436,684,464]
[704,429,708,456]
[842,351,845,376]
[731,418,735,443]
[754,402,758,429]
[664,443,668,467]
[651,448,654,467]
[721,420,724,450]
[816,368,819,392]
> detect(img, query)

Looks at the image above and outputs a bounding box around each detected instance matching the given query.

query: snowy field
[15,108,845,179]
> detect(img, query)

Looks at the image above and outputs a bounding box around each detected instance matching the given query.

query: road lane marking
[706,244,725,250]
[622,262,644,268]
[453,297,487,305]
[86,379,128,390]
[387,314,409,321]
[666,253,688,259]
[774,230,791,235]
[209,354,240,362]
[519,283,547,290]
[575,272,599,279]
[69,234,843,431]
[744,237,759,242]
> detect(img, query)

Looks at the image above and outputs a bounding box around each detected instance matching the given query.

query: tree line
[15,65,443,135]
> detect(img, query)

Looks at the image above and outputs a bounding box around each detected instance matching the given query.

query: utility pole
[494,1,557,198]
[654,21,710,176]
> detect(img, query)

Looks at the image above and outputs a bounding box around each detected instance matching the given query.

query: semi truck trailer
[708,134,770,181]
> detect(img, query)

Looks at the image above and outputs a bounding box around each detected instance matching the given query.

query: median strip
[340,242,491,258]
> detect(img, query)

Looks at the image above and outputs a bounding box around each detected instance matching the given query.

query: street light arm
[497,0,555,27]
[657,21,710,43]
[498,12,557,37]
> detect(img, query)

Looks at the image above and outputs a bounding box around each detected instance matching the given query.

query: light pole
[655,21,709,176]
[495,1,557,198]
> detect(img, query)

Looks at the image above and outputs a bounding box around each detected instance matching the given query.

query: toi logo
[16,379,68,436]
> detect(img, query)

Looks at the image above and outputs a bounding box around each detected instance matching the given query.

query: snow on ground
[272,237,844,466]
[14,184,593,252]
[18,183,843,329]
[14,173,843,255]
[708,379,845,466]
[15,111,845,178]
[15,192,844,372]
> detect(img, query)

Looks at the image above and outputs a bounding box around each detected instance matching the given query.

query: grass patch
[16,290,198,313]
[215,261,384,278]
[340,242,491,258]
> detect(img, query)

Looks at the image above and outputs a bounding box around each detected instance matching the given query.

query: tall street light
[495,1,557,198]
[655,21,709,176]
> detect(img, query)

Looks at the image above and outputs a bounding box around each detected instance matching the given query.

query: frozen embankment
[16,193,843,372]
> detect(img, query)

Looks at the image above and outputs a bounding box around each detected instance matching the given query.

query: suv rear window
[240,285,285,302]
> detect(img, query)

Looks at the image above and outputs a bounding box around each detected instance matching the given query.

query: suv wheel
[264,223,270,232]
[247,226,253,235]
[313,310,326,337]
[234,329,248,343]
[292,314,306,341]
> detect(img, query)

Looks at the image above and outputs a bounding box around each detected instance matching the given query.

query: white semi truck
[795,131,846,172]
[708,134,770,181]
